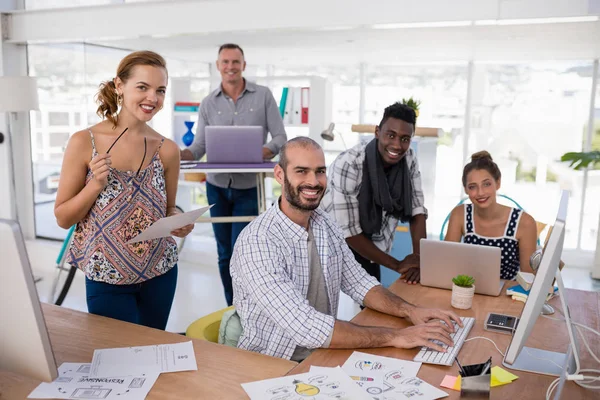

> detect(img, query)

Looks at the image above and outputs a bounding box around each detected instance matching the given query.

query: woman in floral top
[54,51,193,329]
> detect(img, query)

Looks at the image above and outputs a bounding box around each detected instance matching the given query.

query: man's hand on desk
[393,253,420,284]
[407,306,463,333]
[387,321,454,353]
[262,147,275,160]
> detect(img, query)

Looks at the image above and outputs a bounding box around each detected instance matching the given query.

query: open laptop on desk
[205,126,264,164]
[420,239,504,296]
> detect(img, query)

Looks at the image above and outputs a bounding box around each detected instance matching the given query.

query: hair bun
[471,150,492,162]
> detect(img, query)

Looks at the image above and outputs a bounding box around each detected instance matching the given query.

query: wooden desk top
[0,304,296,400]
[289,282,600,400]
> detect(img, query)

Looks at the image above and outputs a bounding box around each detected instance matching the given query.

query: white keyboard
[413,316,475,366]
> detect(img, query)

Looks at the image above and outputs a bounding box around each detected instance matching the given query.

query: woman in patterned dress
[444,151,537,280]
[54,51,193,329]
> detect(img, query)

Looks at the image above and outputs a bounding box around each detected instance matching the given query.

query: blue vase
[182,121,195,147]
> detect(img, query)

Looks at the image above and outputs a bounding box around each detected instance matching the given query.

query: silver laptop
[420,239,505,296]
[205,126,264,164]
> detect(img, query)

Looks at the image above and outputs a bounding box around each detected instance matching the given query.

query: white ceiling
[6,0,600,64]
[87,21,600,65]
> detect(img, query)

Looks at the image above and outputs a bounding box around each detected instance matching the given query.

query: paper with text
[28,362,159,400]
[127,206,211,244]
[89,341,197,378]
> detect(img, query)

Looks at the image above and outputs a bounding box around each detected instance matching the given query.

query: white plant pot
[451,283,475,310]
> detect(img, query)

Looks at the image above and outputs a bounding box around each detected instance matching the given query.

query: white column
[578,59,598,251]
[462,61,474,166]
[0,41,35,239]
[535,155,548,186]
[359,62,366,125]
[2,0,36,239]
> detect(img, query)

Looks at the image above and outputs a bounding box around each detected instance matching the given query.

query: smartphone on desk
[484,312,519,335]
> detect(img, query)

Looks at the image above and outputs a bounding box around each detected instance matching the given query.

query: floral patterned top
[66,130,178,285]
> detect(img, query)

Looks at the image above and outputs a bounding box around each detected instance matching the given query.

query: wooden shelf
[351,124,443,137]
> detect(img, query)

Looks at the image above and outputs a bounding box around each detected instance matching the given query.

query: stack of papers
[242,351,449,400]
[28,363,160,400]
[28,341,198,400]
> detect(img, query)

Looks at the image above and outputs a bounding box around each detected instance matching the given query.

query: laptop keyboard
[413,317,475,366]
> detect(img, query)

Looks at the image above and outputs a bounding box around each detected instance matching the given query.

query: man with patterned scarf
[321,102,426,284]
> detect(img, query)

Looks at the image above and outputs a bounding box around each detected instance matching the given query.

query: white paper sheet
[341,352,446,400]
[126,205,212,244]
[242,366,372,400]
[89,341,197,378]
[28,363,159,400]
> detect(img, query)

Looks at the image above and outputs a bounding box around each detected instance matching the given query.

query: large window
[365,63,469,238]
[581,69,600,251]
[28,44,128,239]
[473,62,594,249]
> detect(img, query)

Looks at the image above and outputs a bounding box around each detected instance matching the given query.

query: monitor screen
[0,219,58,382]
[503,191,576,375]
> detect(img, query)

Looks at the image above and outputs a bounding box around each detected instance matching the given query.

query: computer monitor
[502,190,580,376]
[0,219,58,382]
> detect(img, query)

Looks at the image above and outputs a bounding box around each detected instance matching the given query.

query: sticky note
[453,375,461,390]
[440,375,459,390]
[491,366,519,387]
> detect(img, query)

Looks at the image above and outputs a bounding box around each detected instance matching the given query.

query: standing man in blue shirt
[181,43,287,305]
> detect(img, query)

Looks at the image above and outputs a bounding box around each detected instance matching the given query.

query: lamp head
[0,77,39,112]
[320,122,335,142]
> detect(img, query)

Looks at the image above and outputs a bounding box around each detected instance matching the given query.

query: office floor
[29,230,600,334]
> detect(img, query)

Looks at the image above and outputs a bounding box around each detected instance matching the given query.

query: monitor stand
[502,269,580,377]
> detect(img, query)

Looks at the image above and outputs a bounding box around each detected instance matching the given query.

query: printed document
[127,205,211,243]
[89,341,197,378]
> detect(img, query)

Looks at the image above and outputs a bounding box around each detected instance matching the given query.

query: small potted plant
[451,275,475,309]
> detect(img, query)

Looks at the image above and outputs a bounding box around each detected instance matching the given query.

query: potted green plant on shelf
[451,274,475,309]
[401,97,421,118]
[560,150,600,278]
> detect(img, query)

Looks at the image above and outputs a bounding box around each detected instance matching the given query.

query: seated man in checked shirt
[230,137,461,362]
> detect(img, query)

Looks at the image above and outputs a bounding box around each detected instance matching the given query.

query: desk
[0,304,296,399]
[289,281,600,400]
[180,162,276,224]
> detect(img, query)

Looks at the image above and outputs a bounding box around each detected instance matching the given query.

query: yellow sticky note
[453,375,461,390]
[440,375,459,390]
[491,366,519,387]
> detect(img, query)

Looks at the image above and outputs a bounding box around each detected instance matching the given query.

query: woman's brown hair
[95,51,168,127]
[462,150,502,187]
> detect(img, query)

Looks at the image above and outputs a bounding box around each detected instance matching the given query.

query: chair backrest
[439,194,541,245]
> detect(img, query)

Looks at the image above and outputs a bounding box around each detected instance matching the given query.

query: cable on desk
[541,309,600,399]
[464,336,505,357]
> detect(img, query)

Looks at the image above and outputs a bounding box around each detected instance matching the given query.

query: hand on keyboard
[407,307,463,333]
[413,317,475,366]
[388,320,454,353]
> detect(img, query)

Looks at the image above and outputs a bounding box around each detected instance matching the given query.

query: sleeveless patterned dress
[66,130,178,285]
